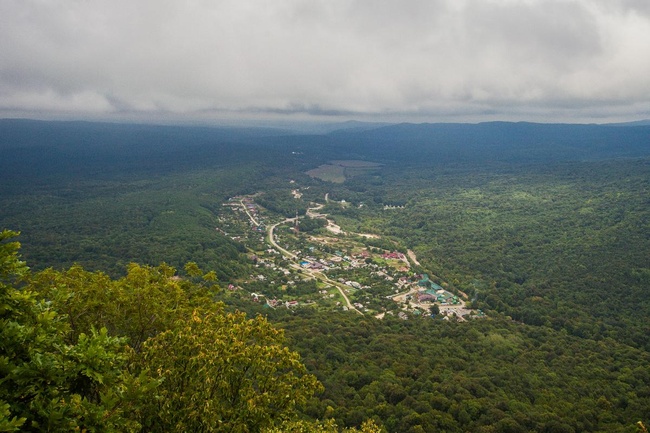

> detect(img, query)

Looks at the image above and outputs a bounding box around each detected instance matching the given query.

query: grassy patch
[306,164,346,183]
[306,160,381,183]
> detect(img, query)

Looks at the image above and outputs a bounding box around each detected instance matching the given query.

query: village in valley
[216,183,485,322]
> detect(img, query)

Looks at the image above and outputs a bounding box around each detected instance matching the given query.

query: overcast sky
[1,0,650,124]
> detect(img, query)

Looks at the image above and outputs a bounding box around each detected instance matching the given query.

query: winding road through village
[266,214,362,314]
[239,195,468,318]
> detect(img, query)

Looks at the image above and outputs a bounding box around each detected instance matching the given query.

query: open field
[306,160,382,183]
[306,164,346,183]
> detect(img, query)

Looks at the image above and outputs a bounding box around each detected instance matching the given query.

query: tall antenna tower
[294,210,300,233]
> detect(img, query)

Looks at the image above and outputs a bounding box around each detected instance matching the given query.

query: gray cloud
[1,0,649,123]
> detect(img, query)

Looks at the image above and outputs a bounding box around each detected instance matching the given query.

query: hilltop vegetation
[1,119,650,431]
[2,230,387,432]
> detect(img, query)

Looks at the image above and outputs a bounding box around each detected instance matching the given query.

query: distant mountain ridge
[324,120,650,164]
[1,119,649,171]
[603,119,650,127]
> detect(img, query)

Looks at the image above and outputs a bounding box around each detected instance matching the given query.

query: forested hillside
[1,119,649,432]
[320,158,650,350]
[1,230,385,432]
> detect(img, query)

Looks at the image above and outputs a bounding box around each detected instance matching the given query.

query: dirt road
[407,249,420,266]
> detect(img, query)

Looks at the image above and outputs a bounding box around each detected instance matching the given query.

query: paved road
[240,200,260,226]
[266,217,362,315]
[267,219,297,259]
[308,269,362,315]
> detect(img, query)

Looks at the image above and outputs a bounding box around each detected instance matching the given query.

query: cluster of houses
[342,279,363,289]
[252,253,292,276]
[224,196,266,231]
[220,194,478,317]
[241,197,258,215]
[254,295,300,309]
[300,259,329,270]
[298,248,378,271]
[302,249,407,268]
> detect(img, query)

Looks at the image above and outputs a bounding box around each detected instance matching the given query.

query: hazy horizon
[2,1,650,125]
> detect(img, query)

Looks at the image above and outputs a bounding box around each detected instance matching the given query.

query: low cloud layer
[1,0,649,123]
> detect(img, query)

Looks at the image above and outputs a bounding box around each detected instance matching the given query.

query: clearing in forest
[306,160,381,183]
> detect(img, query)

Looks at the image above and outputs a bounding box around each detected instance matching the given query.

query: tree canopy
[0,230,323,432]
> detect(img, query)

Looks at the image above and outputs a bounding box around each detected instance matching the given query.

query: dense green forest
[0,230,384,432]
[321,158,650,350]
[1,119,650,431]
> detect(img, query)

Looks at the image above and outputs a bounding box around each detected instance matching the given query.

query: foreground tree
[2,230,323,431]
[0,230,153,432]
[28,262,196,351]
[140,308,322,432]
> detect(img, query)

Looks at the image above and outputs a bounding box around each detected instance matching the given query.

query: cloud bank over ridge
[1,0,650,123]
